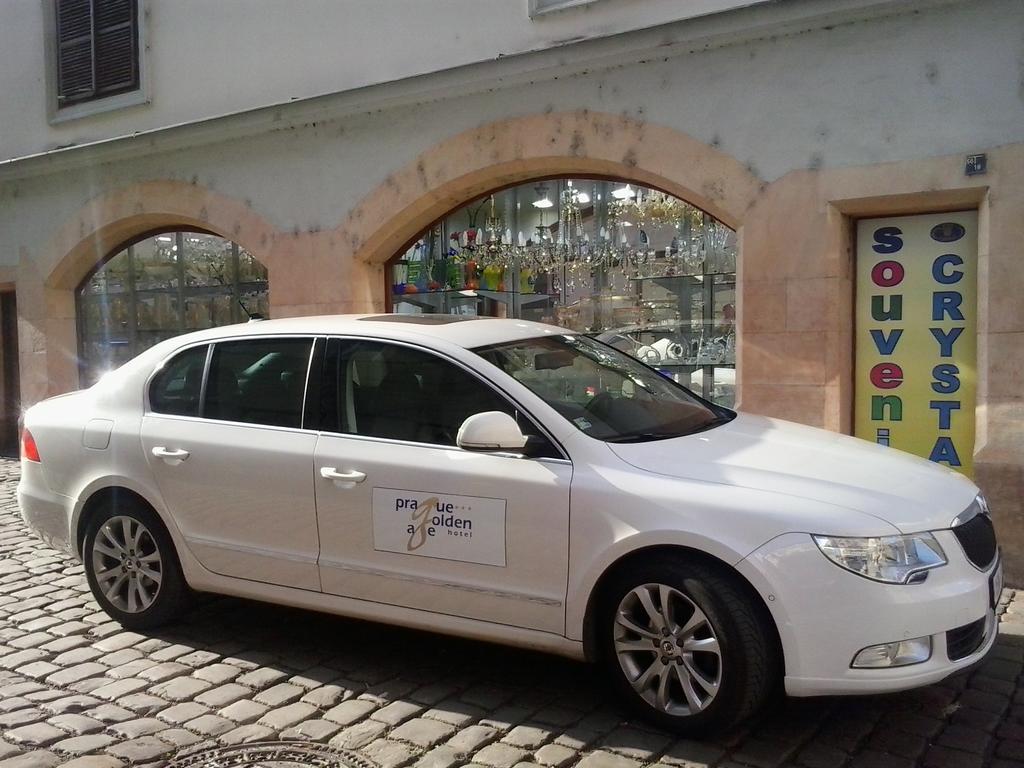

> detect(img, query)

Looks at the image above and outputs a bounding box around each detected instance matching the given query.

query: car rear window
[149,344,208,417]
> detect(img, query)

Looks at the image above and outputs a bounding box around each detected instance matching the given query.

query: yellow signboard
[854,212,977,475]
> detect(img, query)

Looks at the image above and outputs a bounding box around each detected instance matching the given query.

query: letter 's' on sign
[854,212,977,476]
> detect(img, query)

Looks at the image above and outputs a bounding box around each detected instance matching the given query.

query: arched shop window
[76,230,269,385]
[388,178,737,406]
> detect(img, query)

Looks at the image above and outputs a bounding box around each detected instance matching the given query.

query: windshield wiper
[684,413,737,435]
[606,413,735,443]
[605,431,680,443]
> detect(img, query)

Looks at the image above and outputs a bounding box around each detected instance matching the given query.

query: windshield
[475,335,731,442]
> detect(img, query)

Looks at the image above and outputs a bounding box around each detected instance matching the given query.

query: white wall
[0,0,775,162]
[0,0,1022,271]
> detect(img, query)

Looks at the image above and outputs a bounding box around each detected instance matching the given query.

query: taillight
[21,428,40,463]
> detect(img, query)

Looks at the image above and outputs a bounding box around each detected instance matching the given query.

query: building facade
[1,0,1022,575]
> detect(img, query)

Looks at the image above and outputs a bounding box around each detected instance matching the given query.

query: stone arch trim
[24,180,277,399]
[42,180,276,292]
[340,110,763,268]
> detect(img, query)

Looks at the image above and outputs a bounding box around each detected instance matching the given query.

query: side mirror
[457,411,528,452]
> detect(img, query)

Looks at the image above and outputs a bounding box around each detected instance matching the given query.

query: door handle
[152,446,190,464]
[320,466,367,486]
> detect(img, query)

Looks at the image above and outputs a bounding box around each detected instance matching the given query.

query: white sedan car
[18,315,1000,733]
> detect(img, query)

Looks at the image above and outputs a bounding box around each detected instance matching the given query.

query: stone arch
[338,110,763,272]
[25,181,277,398]
[43,180,276,292]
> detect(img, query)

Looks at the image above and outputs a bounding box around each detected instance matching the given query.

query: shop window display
[76,231,269,385]
[389,179,737,406]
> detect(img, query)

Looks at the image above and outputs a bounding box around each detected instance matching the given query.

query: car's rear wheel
[83,500,189,629]
[600,556,778,735]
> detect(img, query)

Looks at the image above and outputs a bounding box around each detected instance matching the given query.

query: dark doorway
[0,292,20,457]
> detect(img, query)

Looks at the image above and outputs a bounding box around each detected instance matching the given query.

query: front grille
[947,617,986,661]
[952,513,997,569]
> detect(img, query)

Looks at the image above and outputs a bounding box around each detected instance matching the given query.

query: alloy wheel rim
[613,583,722,716]
[91,515,163,613]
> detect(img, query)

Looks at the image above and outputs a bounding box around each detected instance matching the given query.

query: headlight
[812,533,947,584]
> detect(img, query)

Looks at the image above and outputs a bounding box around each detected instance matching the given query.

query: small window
[324,340,559,457]
[149,345,208,417]
[55,0,140,108]
[205,338,313,428]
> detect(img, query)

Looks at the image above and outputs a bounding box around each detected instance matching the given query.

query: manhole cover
[167,741,378,768]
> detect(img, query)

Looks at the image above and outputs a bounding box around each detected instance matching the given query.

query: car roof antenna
[240,298,264,322]
[208,273,264,322]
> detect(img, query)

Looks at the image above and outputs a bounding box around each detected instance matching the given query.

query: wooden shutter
[56,0,138,106]
[56,0,95,103]
[93,0,137,96]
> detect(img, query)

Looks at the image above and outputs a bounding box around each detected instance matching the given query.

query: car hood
[607,413,978,534]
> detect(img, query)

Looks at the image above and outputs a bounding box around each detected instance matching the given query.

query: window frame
[319,336,570,462]
[76,229,270,387]
[43,0,150,124]
[145,334,320,433]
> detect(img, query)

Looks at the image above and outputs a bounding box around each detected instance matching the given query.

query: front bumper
[737,530,1000,697]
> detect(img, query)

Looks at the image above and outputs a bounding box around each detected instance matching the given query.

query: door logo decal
[405,497,473,551]
[373,488,506,566]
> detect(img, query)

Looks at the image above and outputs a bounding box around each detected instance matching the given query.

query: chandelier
[393,181,734,299]
[435,183,732,294]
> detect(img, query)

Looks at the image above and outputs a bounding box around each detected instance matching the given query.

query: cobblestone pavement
[1,461,1023,768]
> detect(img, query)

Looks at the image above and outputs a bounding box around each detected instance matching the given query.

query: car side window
[323,339,560,458]
[149,345,209,417]
[204,338,313,428]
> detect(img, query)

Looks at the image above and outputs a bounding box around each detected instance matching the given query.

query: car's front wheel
[83,500,189,629]
[600,556,778,735]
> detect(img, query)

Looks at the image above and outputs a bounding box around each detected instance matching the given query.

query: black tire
[82,497,190,630]
[599,555,778,735]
